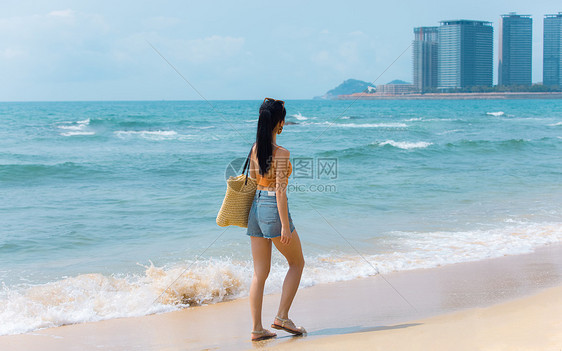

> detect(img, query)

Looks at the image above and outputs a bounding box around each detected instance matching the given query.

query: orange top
[254,146,292,188]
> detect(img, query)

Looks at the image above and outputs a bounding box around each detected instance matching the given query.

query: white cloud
[136,34,246,64]
[0,9,108,39]
[348,30,365,37]
[310,38,364,73]
[338,41,360,63]
[0,9,115,83]
[48,9,75,18]
[185,35,245,63]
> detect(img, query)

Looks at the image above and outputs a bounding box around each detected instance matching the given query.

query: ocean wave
[375,140,433,150]
[88,117,184,129]
[114,130,185,141]
[86,117,182,130]
[338,122,408,128]
[486,111,505,117]
[114,120,163,128]
[301,121,408,128]
[548,121,562,126]
[0,220,559,336]
[0,260,248,336]
[404,117,423,121]
[58,125,85,131]
[291,112,308,120]
[445,138,533,150]
[60,131,96,137]
[423,118,457,122]
[437,129,462,135]
[319,137,555,158]
[57,119,92,136]
[0,162,101,181]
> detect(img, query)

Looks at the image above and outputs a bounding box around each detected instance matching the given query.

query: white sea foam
[0,260,249,336]
[58,125,85,131]
[404,117,423,121]
[299,221,562,282]
[0,220,560,336]
[341,116,351,119]
[299,121,407,128]
[376,140,433,149]
[114,130,183,141]
[548,121,562,126]
[486,111,505,117]
[291,112,308,120]
[60,131,96,137]
[424,118,455,121]
[57,119,92,136]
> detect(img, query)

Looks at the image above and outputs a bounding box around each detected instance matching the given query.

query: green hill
[386,79,411,85]
[315,79,374,100]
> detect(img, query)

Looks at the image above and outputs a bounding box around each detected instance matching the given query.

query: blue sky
[1,0,560,101]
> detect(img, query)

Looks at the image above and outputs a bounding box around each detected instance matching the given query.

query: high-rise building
[543,13,562,87]
[438,20,493,89]
[413,26,439,92]
[499,13,532,86]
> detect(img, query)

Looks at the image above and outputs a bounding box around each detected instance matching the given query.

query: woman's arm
[249,143,256,179]
[275,147,292,244]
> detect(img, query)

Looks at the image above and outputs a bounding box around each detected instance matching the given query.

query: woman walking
[246,98,306,341]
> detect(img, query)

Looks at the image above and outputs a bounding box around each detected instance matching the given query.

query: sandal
[251,329,277,341]
[271,316,307,335]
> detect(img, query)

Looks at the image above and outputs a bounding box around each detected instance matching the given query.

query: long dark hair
[255,99,286,176]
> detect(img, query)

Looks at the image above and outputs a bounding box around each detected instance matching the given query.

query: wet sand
[1,243,561,351]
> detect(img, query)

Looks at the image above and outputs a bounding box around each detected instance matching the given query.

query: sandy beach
[1,243,561,350]
[268,285,562,351]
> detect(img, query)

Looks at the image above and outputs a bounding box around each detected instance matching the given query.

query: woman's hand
[280,225,293,245]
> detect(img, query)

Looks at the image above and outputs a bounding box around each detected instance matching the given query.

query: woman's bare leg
[249,236,272,331]
[271,229,305,319]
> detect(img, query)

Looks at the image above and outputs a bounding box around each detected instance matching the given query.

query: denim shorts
[246,190,296,239]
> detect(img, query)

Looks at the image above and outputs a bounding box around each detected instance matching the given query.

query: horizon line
[0,98,319,103]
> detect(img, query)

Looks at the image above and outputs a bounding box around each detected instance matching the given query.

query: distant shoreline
[337,92,562,100]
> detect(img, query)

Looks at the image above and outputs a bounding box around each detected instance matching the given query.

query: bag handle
[241,143,254,185]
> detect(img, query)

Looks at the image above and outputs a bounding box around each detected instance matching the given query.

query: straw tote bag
[216,147,257,228]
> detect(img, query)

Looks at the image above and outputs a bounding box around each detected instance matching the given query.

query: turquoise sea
[1,99,561,334]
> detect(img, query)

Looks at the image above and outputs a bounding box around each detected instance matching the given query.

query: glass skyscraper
[438,20,493,89]
[413,27,439,92]
[543,13,562,87]
[499,13,532,86]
